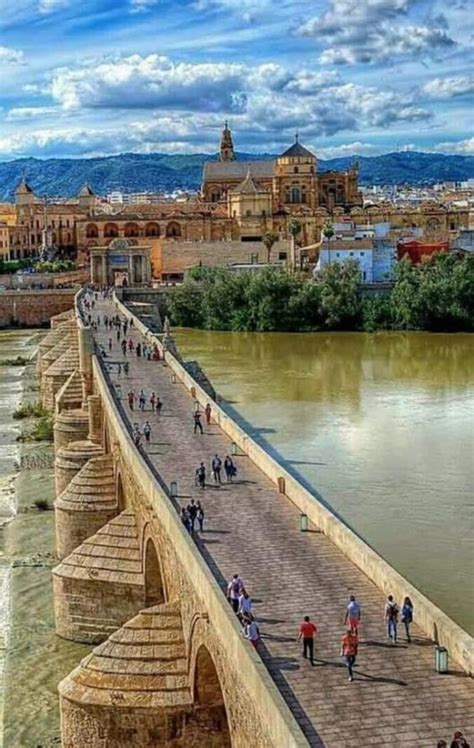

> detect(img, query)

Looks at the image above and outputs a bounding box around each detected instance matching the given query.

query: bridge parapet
[45,300,308,747]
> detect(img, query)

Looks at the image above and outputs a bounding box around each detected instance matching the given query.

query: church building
[202,123,363,212]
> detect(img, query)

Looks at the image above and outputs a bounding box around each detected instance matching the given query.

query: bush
[13,402,48,419]
[30,415,54,442]
[0,356,29,367]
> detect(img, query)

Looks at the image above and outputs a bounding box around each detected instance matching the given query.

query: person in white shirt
[237,590,252,622]
[244,619,260,648]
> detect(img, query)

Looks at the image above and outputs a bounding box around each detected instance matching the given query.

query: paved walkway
[91,298,473,748]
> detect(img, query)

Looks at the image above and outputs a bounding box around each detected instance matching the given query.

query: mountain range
[1,151,473,201]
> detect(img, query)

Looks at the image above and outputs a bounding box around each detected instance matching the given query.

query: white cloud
[38,0,69,13]
[422,75,474,99]
[0,46,25,65]
[49,55,247,112]
[130,0,159,12]
[300,0,456,64]
[6,106,59,121]
[317,142,383,159]
[431,138,474,155]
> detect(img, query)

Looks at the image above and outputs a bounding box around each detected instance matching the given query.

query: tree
[287,218,302,271]
[322,221,334,240]
[262,231,279,264]
[318,259,362,329]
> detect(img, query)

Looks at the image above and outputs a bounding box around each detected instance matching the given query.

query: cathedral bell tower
[219,121,235,162]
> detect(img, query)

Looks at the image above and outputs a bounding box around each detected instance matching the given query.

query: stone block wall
[0,289,76,328]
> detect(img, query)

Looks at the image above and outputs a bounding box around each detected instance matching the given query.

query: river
[175,329,474,635]
[0,331,88,747]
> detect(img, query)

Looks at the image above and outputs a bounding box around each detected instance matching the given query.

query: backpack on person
[387,603,398,620]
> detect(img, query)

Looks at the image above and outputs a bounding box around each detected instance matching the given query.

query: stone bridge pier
[40,309,304,748]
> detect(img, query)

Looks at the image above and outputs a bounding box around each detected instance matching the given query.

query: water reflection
[176,329,474,634]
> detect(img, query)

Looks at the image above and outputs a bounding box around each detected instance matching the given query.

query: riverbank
[0,343,88,747]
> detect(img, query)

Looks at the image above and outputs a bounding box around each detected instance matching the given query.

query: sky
[0,0,473,160]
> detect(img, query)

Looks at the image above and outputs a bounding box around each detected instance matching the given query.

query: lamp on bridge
[231,442,238,456]
[435,646,449,674]
[170,481,178,498]
[299,513,309,532]
[171,373,177,384]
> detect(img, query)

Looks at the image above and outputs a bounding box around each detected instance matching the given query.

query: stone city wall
[160,240,291,277]
[0,289,76,328]
[115,292,474,677]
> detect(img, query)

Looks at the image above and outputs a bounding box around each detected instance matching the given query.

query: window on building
[349,251,354,256]
[285,192,290,203]
[360,251,365,256]
[262,210,266,217]
[290,186,300,203]
[363,271,367,281]
[278,252,287,261]
[301,192,306,204]
[211,192,221,202]
[450,221,455,230]
[294,167,299,174]
[246,210,252,217]
[336,252,340,257]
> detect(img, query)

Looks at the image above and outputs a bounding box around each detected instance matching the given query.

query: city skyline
[0,0,473,160]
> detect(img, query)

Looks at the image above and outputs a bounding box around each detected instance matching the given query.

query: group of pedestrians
[297,592,415,683]
[226,573,259,648]
[438,732,470,748]
[194,454,237,489]
[127,389,163,416]
[180,498,205,535]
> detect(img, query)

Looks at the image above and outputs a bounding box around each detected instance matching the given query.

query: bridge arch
[143,533,165,606]
[193,644,231,745]
[116,470,126,512]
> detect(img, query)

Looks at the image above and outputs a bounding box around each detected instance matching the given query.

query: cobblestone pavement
[93,299,473,748]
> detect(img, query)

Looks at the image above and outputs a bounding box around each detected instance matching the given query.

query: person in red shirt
[341,629,359,682]
[297,615,317,665]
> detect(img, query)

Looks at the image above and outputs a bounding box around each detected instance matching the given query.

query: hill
[0,151,473,201]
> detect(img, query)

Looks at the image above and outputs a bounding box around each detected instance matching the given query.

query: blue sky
[0,0,473,159]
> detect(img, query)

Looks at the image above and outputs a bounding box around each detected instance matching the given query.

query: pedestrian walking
[237,590,252,623]
[227,574,244,614]
[224,455,236,482]
[298,616,317,665]
[205,402,212,425]
[117,362,122,378]
[196,500,204,532]
[244,618,260,649]
[128,338,134,353]
[124,361,129,377]
[450,732,471,748]
[341,628,359,682]
[150,392,156,412]
[108,337,113,351]
[181,507,191,534]
[193,411,203,434]
[127,391,135,410]
[211,454,222,485]
[385,595,399,643]
[344,595,361,635]
[156,397,163,415]
[401,596,414,642]
[196,462,206,490]
[121,339,127,355]
[133,424,142,448]
[187,499,198,534]
[139,389,146,411]
[136,342,141,357]
[143,421,152,444]
[117,328,121,342]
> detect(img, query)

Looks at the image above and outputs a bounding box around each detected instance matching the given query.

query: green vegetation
[169,253,474,333]
[28,415,54,442]
[13,401,48,420]
[0,259,76,274]
[0,355,29,367]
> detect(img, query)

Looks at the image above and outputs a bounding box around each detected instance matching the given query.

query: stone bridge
[40,298,473,748]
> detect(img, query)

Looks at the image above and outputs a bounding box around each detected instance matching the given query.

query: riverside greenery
[168,253,474,333]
